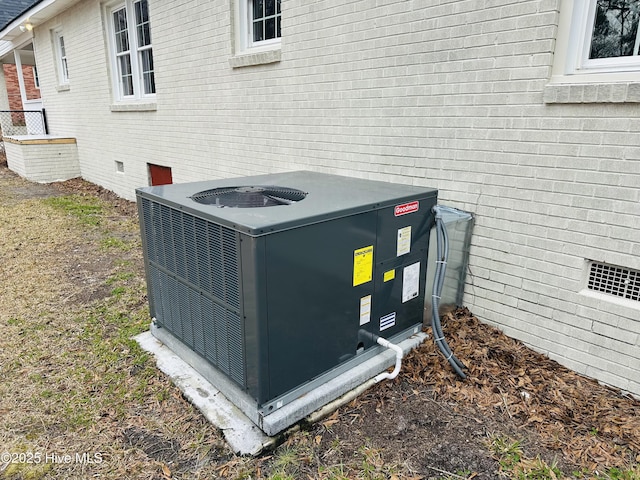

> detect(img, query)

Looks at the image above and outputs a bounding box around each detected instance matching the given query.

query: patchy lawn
[0,162,638,480]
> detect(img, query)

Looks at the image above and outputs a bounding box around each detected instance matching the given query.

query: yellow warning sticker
[353,245,374,286]
[383,269,396,282]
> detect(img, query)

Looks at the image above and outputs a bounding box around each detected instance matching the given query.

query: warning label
[402,262,420,303]
[359,295,372,325]
[353,245,374,286]
[383,269,395,282]
[397,226,411,256]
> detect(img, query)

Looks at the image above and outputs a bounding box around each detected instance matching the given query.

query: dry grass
[0,171,230,479]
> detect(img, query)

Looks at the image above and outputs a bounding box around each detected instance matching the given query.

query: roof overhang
[0,0,82,63]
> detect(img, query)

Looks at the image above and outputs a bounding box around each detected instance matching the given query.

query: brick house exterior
[3,64,24,112]
[3,64,40,109]
[1,64,40,129]
[1,0,639,397]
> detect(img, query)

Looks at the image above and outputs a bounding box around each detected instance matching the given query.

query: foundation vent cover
[588,261,640,302]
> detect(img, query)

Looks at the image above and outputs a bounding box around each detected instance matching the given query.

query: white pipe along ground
[373,336,404,383]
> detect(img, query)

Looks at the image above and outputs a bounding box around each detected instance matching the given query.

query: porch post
[13,50,27,108]
[0,65,10,110]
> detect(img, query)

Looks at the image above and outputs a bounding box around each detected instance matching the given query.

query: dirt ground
[0,157,639,479]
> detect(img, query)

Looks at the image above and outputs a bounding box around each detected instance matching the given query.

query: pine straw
[404,308,640,472]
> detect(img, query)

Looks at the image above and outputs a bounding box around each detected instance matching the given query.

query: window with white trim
[566,0,640,75]
[250,0,281,45]
[234,0,281,55]
[546,0,640,101]
[53,29,69,85]
[584,0,640,71]
[33,66,40,89]
[107,0,155,100]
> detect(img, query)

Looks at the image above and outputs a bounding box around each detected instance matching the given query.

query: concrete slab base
[135,329,428,455]
[134,332,276,455]
[135,331,274,455]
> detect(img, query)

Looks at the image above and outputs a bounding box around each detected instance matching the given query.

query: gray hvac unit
[136,171,437,433]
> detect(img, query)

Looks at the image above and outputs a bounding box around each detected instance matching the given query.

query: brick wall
[31,0,639,395]
[4,137,79,182]
[2,64,40,111]
[3,65,23,112]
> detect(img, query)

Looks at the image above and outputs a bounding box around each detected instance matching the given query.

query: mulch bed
[405,308,640,471]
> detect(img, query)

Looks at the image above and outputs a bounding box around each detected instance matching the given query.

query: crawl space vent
[588,261,640,302]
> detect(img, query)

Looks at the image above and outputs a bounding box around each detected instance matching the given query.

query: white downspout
[373,336,404,383]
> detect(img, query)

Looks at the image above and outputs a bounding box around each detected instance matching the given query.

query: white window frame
[32,66,40,89]
[248,0,281,48]
[53,29,69,85]
[554,0,640,81]
[234,0,281,55]
[105,0,155,102]
[547,1,640,103]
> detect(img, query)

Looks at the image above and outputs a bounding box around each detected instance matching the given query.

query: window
[560,0,640,75]
[107,0,155,100]
[584,0,640,71]
[53,30,69,85]
[546,0,640,101]
[230,0,282,67]
[251,0,281,45]
[33,66,40,89]
[233,0,282,58]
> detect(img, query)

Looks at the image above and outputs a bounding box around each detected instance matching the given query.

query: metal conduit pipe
[431,206,467,378]
[436,209,466,371]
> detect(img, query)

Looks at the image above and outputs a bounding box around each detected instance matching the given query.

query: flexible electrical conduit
[432,205,467,379]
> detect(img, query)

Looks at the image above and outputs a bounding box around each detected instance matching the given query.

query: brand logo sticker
[394,201,419,216]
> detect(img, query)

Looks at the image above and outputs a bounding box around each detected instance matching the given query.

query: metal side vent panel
[141,198,245,387]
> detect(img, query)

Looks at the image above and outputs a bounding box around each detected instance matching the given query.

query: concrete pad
[135,332,275,455]
[135,329,429,455]
[260,331,428,436]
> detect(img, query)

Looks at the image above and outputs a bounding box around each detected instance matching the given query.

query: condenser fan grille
[191,186,308,208]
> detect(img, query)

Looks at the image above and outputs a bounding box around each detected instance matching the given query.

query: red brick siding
[3,64,41,110]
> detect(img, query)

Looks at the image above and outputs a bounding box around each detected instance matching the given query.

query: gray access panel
[256,198,435,409]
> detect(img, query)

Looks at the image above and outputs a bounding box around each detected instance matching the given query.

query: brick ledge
[4,135,77,145]
[544,82,640,103]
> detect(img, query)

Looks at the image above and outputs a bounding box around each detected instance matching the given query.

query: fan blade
[263,194,294,205]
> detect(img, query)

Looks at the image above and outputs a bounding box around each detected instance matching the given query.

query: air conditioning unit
[136,171,437,435]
